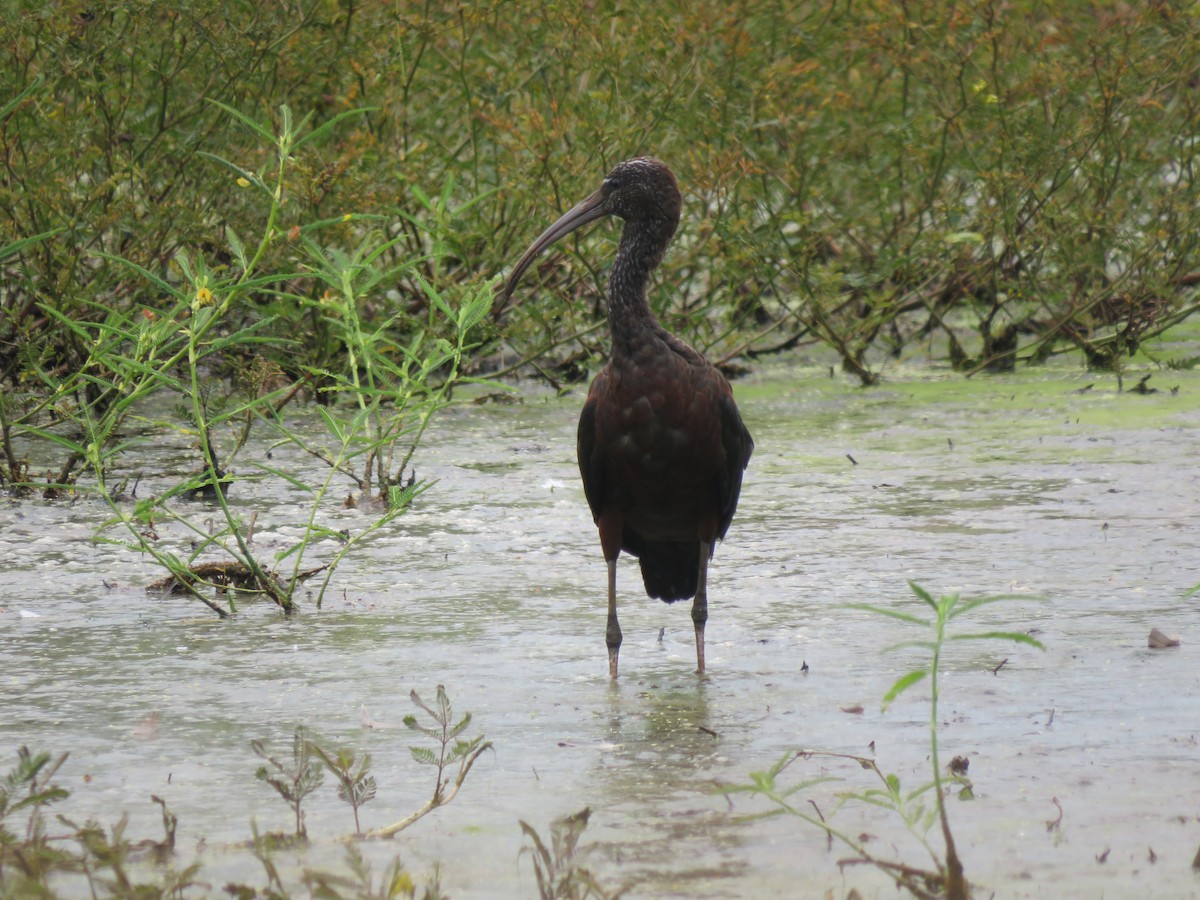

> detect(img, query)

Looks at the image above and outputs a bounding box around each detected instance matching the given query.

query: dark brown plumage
[504,157,753,678]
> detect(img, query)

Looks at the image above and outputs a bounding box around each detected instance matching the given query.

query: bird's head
[596,157,682,225]
[503,157,681,300]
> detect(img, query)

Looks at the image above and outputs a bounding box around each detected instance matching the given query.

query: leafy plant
[0,749,200,896]
[252,726,325,840]
[519,807,627,900]
[369,685,493,838]
[0,746,69,838]
[59,807,201,897]
[6,1,1198,402]
[726,582,1043,899]
[301,844,448,900]
[248,686,489,844]
[0,739,468,896]
[6,99,495,616]
[0,747,71,888]
[308,742,377,835]
[266,234,496,608]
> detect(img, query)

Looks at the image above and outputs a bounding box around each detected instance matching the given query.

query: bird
[503,157,754,679]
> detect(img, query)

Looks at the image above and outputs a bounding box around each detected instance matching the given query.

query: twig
[836,855,944,900]
[808,799,832,851]
[1046,796,1063,832]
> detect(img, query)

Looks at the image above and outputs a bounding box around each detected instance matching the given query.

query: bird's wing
[576,389,606,523]
[715,389,754,540]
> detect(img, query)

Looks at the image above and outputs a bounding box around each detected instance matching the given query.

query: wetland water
[3,364,1200,897]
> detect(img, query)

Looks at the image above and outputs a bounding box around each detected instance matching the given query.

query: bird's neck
[606,220,672,353]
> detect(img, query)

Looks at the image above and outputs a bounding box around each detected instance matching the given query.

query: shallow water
[3,362,1200,898]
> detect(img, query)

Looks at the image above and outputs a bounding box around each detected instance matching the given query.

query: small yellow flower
[985,93,999,104]
[195,286,214,306]
[972,79,986,94]
[236,177,251,188]
[342,213,352,222]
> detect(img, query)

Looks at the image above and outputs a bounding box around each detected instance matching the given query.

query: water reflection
[586,676,753,892]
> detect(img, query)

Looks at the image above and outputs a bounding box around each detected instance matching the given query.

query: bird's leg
[692,541,711,674]
[606,557,622,679]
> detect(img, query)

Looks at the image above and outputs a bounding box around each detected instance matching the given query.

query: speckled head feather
[598,157,682,226]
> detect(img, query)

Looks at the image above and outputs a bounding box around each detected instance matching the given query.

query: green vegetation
[520,808,628,900]
[726,582,1043,899]
[249,686,491,843]
[2,96,492,612]
[252,726,327,840]
[371,685,492,839]
[0,686,486,897]
[308,742,377,837]
[3,1,1197,387]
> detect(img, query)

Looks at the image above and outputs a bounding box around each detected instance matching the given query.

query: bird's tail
[635,540,700,603]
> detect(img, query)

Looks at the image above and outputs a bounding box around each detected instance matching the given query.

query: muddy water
[3,363,1200,898]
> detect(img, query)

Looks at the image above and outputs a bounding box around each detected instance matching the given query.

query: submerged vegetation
[726,583,1044,899]
[0,687,485,897]
[519,808,628,900]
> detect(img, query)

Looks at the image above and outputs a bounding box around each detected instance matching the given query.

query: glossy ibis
[504,157,754,678]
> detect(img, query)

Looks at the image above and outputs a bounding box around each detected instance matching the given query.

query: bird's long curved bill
[503,188,607,299]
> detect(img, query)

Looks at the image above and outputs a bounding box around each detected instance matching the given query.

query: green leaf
[881,669,928,709]
[948,630,1045,650]
[93,252,185,302]
[195,151,269,193]
[840,602,928,626]
[294,106,379,149]
[316,404,348,442]
[881,639,939,654]
[946,593,1039,619]
[409,746,437,765]
[207,99,278,144]
[448,712,472,739]
[1,73,45,119]
[246,465,314,494]
[907,581,938,610]
[388,480,423,511]
[17,424,86,456]
[1,226,65,262]
[227,228,248,272]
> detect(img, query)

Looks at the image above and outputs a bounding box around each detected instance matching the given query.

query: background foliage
[3,0,1199,386]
